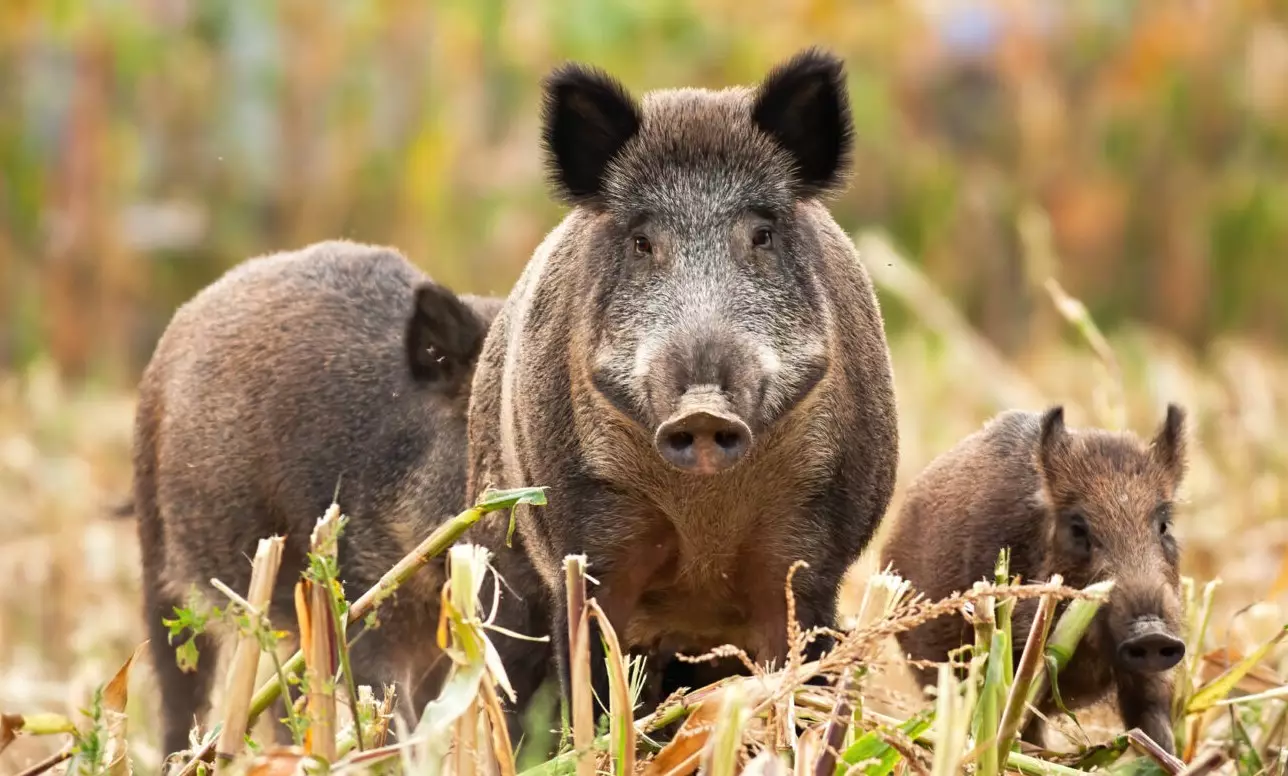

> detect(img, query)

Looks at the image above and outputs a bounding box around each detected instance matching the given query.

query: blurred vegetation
[7,6,1288,770]
[3,0,1288,385]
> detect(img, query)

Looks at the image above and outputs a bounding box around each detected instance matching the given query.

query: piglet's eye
[752,227,773,248]
[633,235,653,255]
[1067,512,1090,548]
[1154,504,1174,538]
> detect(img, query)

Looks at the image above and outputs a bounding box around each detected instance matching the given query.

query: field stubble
[2,233,1288,773]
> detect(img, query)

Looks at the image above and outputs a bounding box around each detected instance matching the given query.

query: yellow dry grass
[2,237,1287,773]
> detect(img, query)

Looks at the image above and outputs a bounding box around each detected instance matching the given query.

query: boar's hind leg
[1116,670,1177,755]
[144,586,220,757]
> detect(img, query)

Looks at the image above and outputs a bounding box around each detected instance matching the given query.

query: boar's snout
[654,389,753,475]
[1116,618,1186,674]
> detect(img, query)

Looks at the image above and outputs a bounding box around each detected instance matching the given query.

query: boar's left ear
[1036,405,1068,480]
[1150,403,1188,483]
[752,47,854,197]
[406,281,489,387]
[540,62,642,204]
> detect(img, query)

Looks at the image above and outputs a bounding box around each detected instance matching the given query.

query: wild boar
[464,48,900,716]
[132,239,501,755]
[881,404,1189,753]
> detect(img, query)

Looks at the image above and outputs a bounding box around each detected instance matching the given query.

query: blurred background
[5,0,1288,382]
[4,0,1288,769]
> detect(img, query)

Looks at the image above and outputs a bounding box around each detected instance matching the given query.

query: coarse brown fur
[465,49,899,724]
[132,239,501,756]
[881,404,1188,754]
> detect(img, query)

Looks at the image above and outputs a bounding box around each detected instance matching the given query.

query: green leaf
[1067,732,1130,769]
[475,486,548,510]
[175,639,200,673]
[836,710,934,776]
[1230,705,1264,775]
[1105,756,1169,776]
[1187,625,1288,713]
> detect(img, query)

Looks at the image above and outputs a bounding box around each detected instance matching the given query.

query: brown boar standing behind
[881,404,1189,753]
[465,49,899,714]
[133,240,501,755]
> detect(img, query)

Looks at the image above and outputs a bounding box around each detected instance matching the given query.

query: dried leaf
[1196,647,1283,693]
[743,751,789,776]
[0,712,77,754]
[1266,552,1288,602]
[793,723,826,776]
[644,676,771,776]
[103,641,148,776]
[244,747,322,775]
[1189,626,1288,713]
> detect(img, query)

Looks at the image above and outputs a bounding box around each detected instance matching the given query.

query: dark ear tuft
[752,47,854,197]
[540,62,642,204]
[406,282,489,387]
[1150,403,1188,483]
[1037,405,1067,478]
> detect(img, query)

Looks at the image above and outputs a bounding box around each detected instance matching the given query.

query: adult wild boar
[881,405,1189,753]
[466,49,900,711]
[133,240,501,755]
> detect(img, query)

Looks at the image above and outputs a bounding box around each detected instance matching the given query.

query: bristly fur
[539,47,855,208]
[466,48,897,744]
[751,46,854,197]
[406,281,493,387]
[540,62,642,205]
[133,240,503,755]
[881,404,1190,755]
[1150,403,1187,484]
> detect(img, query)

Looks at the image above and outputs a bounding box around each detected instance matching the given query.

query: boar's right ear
[406,281,489,386]
[540,62,642,204]
[1037,405,1068,478]
[1150,403,1187,484]
[752,47,854,197]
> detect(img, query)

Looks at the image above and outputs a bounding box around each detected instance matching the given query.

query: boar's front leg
[548,505,677,727]
[744,554,841,688]
[1115,669,1177,755]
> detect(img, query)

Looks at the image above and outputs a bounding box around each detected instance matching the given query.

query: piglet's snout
[654,389,752,475]
[1117,617,1186,674]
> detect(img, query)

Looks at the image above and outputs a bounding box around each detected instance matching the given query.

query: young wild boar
[465,49,900,715]
[132,240,502,755]
[881,404,1189,753]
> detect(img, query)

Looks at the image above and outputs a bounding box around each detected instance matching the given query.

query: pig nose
[1117,625,1186,674]
[654,410,752,475]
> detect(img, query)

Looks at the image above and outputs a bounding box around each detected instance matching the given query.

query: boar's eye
[633,235,653,256]
[1154,503,1174,537]
[752,226,773,249]
[1066,511,1091,553]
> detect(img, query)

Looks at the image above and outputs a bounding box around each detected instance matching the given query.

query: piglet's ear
[406,281,489,388]
[752,47,854,197]
[1150,403,1188,485]
[1037,405,1068,480]
[541,62,642,204]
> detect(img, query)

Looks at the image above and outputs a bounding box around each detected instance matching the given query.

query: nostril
[668,431,695,451]
[713,430,742,450]
[654,408,754,475]
[1119,629,1186,673]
